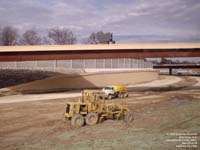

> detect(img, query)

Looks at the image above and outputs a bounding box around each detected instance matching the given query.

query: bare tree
[0,26,18,46]
[87,31,115,44]
[42,36,52,45]
[20,29,41,45]
[160,58,172,64]
[48,27,76,45]
[87,32,98,44]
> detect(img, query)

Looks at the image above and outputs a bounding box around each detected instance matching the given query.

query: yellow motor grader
[63,90,133,127]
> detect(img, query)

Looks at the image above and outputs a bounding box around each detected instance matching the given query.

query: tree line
[148,58,199,64]
[0,25,115,46]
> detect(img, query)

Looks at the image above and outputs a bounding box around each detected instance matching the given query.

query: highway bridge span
[0,43,200,61]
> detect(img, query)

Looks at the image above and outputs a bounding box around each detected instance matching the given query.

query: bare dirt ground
[0,75,199,150]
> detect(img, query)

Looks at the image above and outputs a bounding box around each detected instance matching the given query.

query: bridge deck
[0,43,200,52]
[0,43,200,61]
[154,64,200,69]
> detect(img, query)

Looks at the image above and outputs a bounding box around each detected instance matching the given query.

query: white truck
[102,85,128,100]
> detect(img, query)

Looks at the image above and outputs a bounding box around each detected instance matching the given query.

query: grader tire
[124,112,134,123]
[71,114,84,127]
[86,112,99,125]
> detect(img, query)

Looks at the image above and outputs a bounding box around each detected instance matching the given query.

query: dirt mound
[9,70,159,94]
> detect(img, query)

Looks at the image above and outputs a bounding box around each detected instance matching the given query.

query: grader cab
[64,90,133,127]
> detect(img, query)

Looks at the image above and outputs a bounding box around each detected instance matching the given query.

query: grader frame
[64,90,133,127]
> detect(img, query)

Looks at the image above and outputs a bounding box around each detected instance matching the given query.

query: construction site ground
[0,75,199,150]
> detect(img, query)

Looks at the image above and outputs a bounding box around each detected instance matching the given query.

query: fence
[0,58,153,71]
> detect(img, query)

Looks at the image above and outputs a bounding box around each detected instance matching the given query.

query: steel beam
[0,46,200,62]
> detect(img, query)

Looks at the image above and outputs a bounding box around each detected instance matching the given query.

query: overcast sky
[0,0,200,42]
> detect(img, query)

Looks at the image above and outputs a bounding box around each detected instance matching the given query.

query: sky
[0,0,200,43]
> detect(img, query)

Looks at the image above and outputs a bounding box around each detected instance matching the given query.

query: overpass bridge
[153,64,200,75]
[0,43,200,62]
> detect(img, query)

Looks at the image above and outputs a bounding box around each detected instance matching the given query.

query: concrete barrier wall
[11,70,159,93]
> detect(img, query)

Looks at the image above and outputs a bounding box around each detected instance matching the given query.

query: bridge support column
[169,68,172,75]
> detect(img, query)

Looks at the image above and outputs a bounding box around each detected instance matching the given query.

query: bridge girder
[0,44,200,62]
